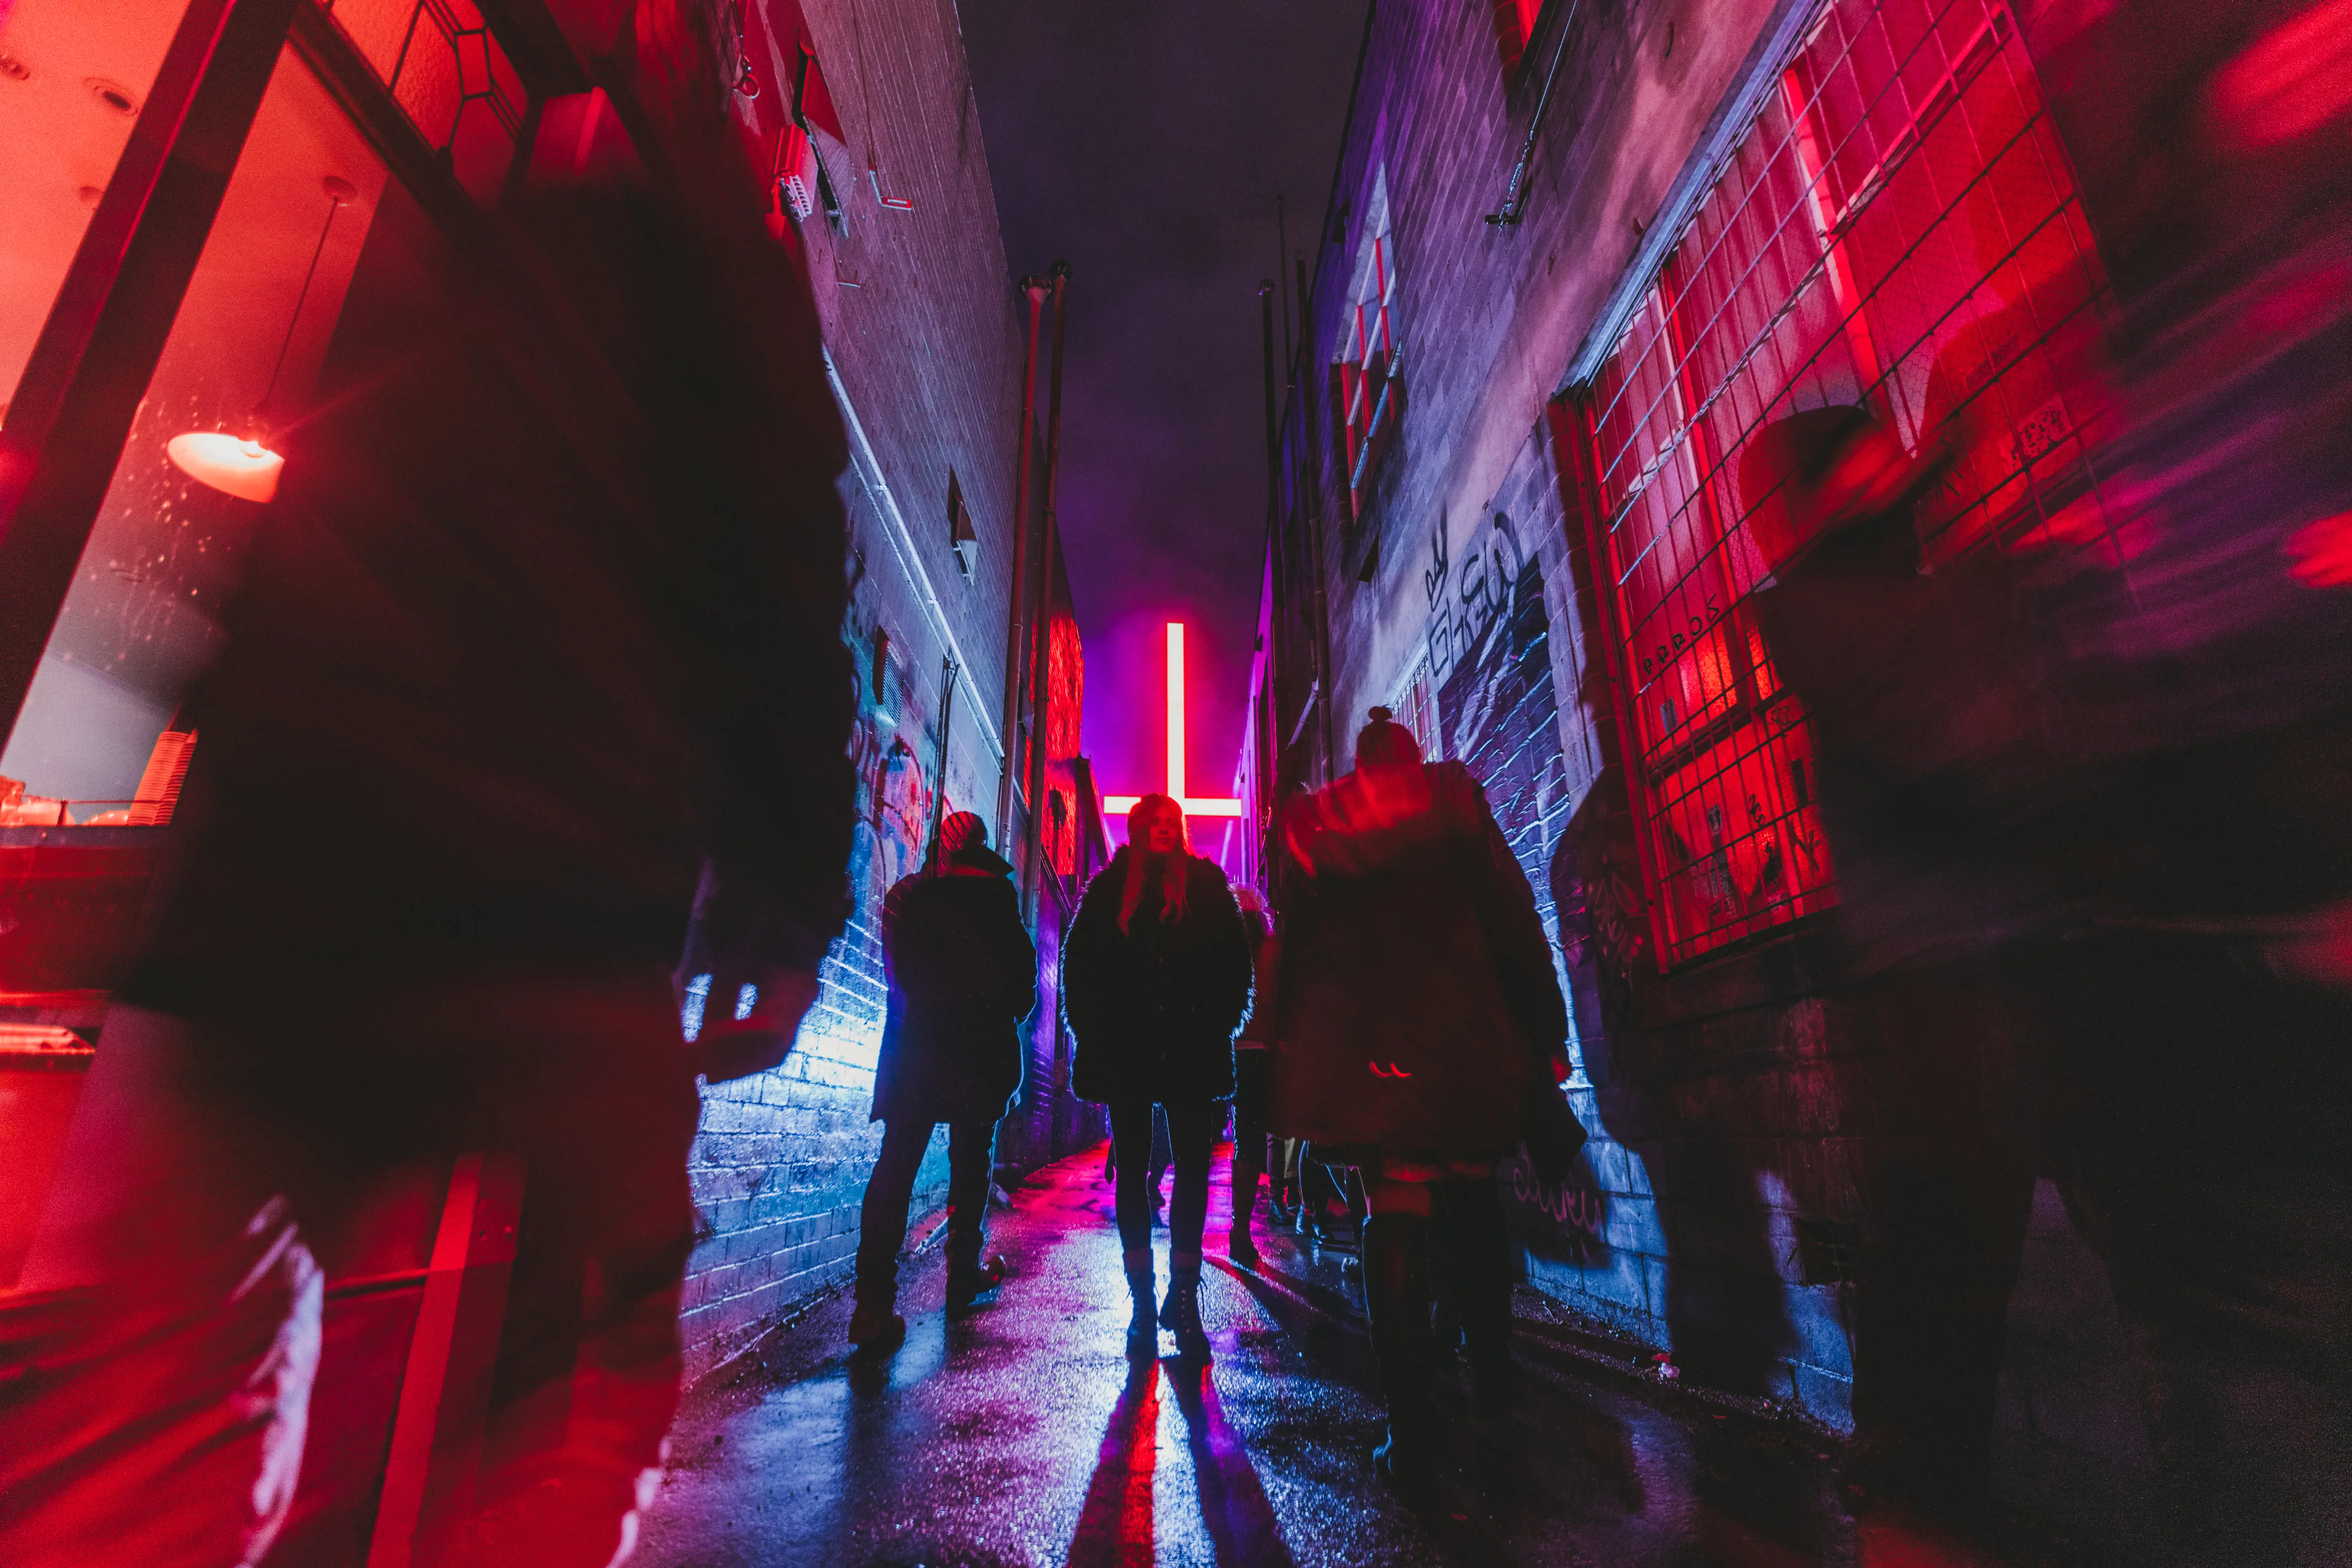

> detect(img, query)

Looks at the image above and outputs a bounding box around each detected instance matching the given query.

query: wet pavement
[635,1147,2099,1568]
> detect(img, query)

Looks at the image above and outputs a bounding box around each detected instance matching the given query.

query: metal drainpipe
[995,276,1049,850]
[1021,261,1072,922]
[928,657,957,875]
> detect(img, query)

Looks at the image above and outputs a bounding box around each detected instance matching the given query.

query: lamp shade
[167,431,283,503]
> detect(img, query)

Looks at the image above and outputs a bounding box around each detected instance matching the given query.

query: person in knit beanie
[852,812,1036,1350]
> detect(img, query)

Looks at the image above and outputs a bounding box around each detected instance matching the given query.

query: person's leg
[1363,1177,1440,1492]
[1155,1100,1219,1353]
[1274,1138,1301,1219]
[1,1005,327,1568]
[1162,1100,1217,1262]
[415,973,702,1568]
[1107,1100,1159,1345]
[1434,1174,1517,1415]
[1149,1104,1173,1222]
[852,1119,935,1344]
[1229,1055,1269,1266]
[944,1119,1006,1311]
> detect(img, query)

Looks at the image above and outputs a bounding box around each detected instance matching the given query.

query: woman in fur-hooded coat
[1062,794,1251,1352]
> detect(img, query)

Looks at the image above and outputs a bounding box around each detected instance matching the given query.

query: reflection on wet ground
[635,1148,2112,1567]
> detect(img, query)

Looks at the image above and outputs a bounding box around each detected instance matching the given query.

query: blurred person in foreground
[850,812,1033,1352]
[0,4,853,1563]
[1063,795,1252,1358]
[1271,708,1566,1496]
[1751,387,2352,1554]
[2021,6,2352,1553]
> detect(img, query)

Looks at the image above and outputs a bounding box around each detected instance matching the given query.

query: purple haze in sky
[963,2,1368,844]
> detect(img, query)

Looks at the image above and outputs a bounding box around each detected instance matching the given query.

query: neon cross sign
[1104,621,1244,820]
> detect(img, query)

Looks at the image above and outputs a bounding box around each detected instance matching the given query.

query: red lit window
[1579,0,2120,966]
[1494,0,1545,74]
[1332,183,1400,529]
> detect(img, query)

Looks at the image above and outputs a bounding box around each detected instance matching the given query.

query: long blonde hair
[1118,793,1191,934]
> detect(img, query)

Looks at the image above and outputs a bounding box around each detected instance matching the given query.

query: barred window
[1331,172,1399,529]
[1580,0,2121,965]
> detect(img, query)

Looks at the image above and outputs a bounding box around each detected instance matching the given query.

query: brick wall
[1263,0,1869,1426]
[675,0,1092,1382]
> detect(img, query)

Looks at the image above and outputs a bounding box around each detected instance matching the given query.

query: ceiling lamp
[163,432,283,502]
[167,175,356,502]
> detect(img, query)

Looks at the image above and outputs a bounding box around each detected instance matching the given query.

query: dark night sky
[962,2,1367,852]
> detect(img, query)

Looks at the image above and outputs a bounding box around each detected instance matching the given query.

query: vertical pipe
[995,277,1049,848]
[928,657,957,875]
[1295,259,1312,377]
[1021,261,1072,918]
[1260,281,1280,536]
[1276,197,1293,369]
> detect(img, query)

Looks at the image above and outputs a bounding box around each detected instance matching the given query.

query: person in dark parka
[1272,708,1567,1492]
[1063,794,1252,1354]
[850,812,1037,1348]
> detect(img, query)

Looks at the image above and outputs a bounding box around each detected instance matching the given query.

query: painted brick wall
[675,0,1082,1383]
[1263,0,1867,1426]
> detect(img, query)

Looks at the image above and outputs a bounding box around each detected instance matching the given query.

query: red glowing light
[2286,510,2352,588]
[1104,621,1245,820]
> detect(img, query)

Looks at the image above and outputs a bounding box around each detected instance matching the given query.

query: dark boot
[1230,1149,1263,1268]
[849,1257,905,1352]
[1158,1252,1209,1358]
[1124,1250,1158,1354]
[946,1253,1009,1316]
[1444,1178,1519,1417]
[1364,1212,1440,1495]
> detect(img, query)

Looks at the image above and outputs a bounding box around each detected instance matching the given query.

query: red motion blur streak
[2211,0,2352,147]
[1067,1364,1160,1568]
[2285,510,2352,588]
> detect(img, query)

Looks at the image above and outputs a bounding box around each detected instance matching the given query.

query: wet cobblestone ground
[636,1147,2120,1568]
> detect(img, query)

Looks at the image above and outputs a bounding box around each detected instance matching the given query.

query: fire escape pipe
[1020,261,1072,921]
[995,276,1050,851]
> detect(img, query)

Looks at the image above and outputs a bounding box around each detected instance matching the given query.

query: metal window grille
[321,0,528,202]
[1580,0,2120,966]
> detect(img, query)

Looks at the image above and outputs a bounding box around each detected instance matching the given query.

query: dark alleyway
[635,1148,2100,1568]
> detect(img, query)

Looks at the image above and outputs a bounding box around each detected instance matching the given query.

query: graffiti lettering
[1509,1162,1607,1234]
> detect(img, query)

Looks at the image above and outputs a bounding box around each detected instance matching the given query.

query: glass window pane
[0,46,392,817]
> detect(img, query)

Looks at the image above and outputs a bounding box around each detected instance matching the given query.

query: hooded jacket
[1271,759,1563,1160]
[873,846,1038,1125]
[1063,849,1251,1104]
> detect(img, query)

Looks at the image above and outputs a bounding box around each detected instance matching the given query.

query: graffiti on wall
[1424,507,1603,1257]
[1427,509,1564,867]
[1502,1152,1610,1265]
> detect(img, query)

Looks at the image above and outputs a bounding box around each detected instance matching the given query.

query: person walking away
[0,6,856,1561]
[1063,795,1252,1356]
[1228,887,1280,1266]
[850,812,1035,1351]
[1272,709,1566,1493]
